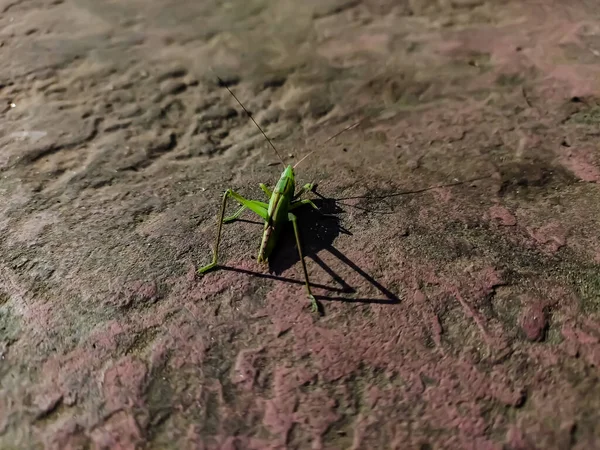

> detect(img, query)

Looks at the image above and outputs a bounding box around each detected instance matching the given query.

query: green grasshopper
[198,76,345,313]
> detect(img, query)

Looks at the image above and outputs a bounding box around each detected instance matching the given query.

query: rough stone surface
[1,0,600,449]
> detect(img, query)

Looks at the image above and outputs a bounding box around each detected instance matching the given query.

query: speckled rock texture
[1,0,600,449]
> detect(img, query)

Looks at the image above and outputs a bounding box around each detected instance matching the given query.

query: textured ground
[1,0,600,449]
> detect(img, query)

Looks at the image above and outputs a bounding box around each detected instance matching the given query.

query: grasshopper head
[282,165,295,196]
[283,164,294,179]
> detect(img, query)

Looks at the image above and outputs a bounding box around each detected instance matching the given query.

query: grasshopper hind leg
[288,212,320,314]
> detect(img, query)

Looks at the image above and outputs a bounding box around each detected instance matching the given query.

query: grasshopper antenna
[293,117,365,169]
[214,74,286,168]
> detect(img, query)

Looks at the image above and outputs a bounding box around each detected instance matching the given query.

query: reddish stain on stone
[186,263,197,283]
[38,319,134,403]
[108,280,160,309]
[89,410,144,450]
[561,322,600,368]
[293,389,339,447]
[93,321,126,352]
[488,205,517,226]
[583,318,600,336]
[231,347,264,391]
[262,365,303,443]
[478,266,503,292]
[587,345,600,368]
[294,324,362,382]
[195,258,255,300]
[0,398,7,435]
[412,289,443,349]
[365,384,382,409]
[102,356,147,411]
[432,187,452,203]
[444,267,507,349]
[560,146,600,183]
[187,430,275,450]
[33,390,63,419]
[505,426,536,450]
[562,324,599,345]
[47,421,91,450]
[157,321,207,369]
[263,284,308,336]
[520,298,547,342]
[546,63,600,99]
[528,221,567,253]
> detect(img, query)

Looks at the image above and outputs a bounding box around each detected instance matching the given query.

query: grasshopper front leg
[221,183,273,224]
[288,212,320,314]
[198,189,268,274]
[259,183,272,199]
[293,183,315,200]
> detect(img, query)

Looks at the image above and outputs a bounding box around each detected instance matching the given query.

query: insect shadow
[219,187,400,306]
[216,174,492,308]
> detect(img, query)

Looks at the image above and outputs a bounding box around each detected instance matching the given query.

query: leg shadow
[265,190,400,305]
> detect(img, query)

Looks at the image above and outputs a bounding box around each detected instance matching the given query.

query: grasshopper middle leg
[293,183,314,200]
[290,198,319,211]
